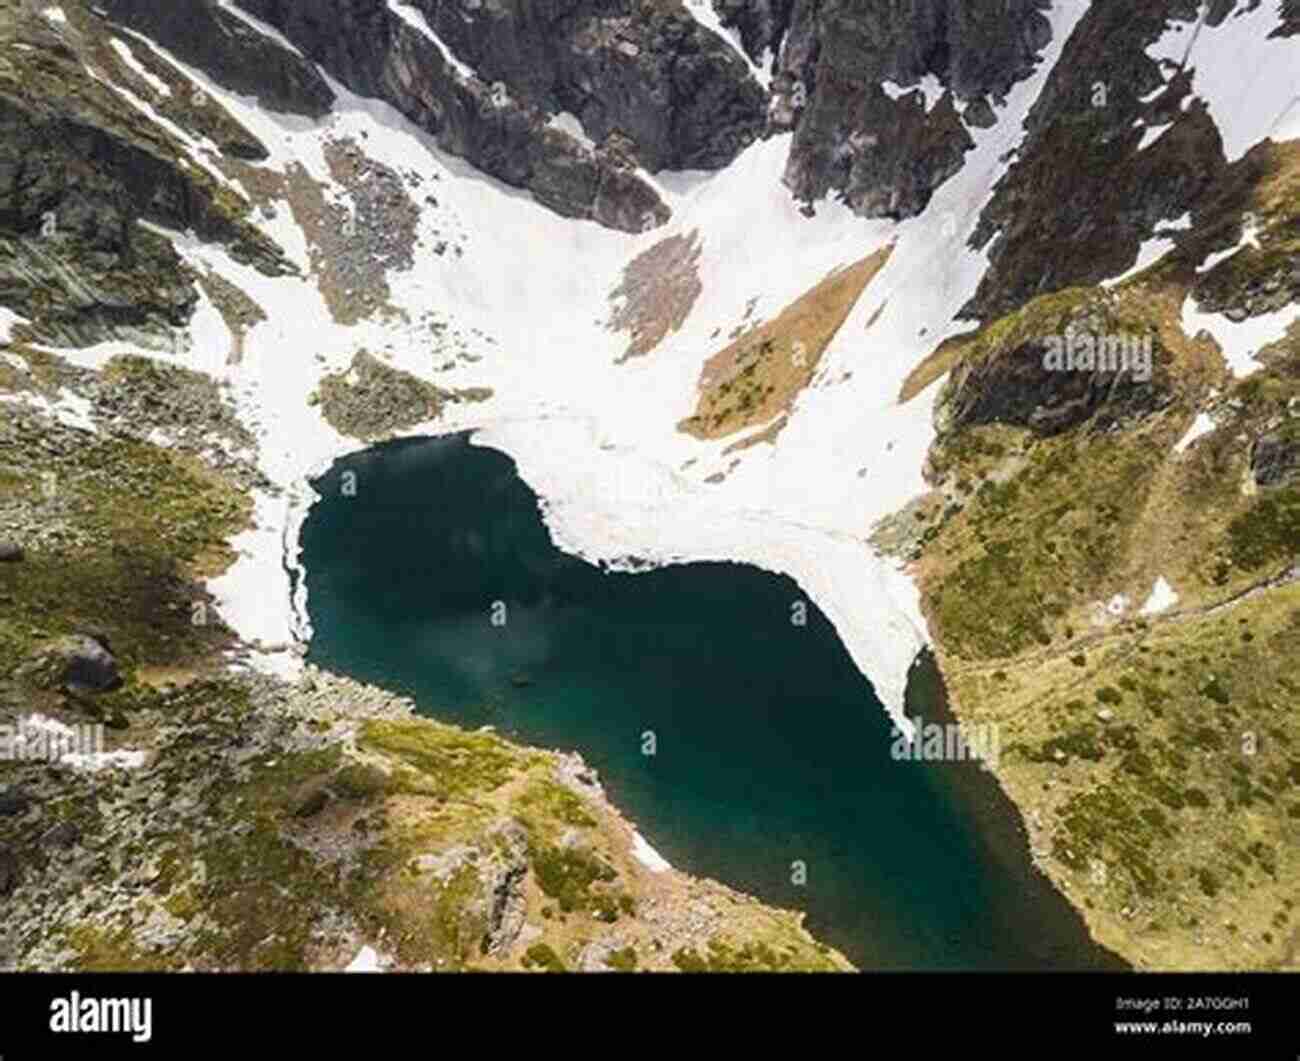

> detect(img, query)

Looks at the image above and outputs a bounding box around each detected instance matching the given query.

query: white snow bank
[0,306,29,344]
[1147,4,1300,161]
[30,3,1090,737]
[110,38,171,97]
[1181,296,1298,379]
[1196,218,1262,274]
[1102,215,1189,287]
[344,945,386,972]
[386,1,476,82]
[0,388,96,432]
[631,831,672,873]
[1140,576,1179,616]
[1174,411,1217,454]
[546,112,595,151]
[882,75,946,113]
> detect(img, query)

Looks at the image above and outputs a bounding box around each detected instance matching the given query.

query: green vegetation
[522,943,566,972]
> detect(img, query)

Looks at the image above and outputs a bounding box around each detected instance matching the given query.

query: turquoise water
[300,434,1123,970]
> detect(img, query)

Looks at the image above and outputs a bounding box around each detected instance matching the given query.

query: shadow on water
[301,433,1127,971]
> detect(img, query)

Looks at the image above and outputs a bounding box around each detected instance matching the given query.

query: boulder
[1251,433,1300,489]
[60,635,122,693]
[0,541,22,562]
[0,788,30,817]
[20,635,124,694]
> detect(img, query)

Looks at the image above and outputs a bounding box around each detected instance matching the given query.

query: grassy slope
[0,358,847,973]
[680,246,892,440]
[901,143,1300,970]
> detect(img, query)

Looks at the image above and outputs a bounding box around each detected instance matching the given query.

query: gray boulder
[20,635,124,694]
[59,635,123,694]
[1251,434,1300,489]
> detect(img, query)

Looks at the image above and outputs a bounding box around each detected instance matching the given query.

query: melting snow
[386,1,476,82]
[882,75,946,114]
[344,945,385,972]
[1173,411,1217,454]
[1147,3,1300,162]
[1181,295,1298,379]
[109,38,171,97]
[1140,576,1179,615]
[25,2,1097,733]
[631,831,672,873]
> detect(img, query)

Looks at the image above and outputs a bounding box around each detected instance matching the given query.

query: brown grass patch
[679,244,892,440]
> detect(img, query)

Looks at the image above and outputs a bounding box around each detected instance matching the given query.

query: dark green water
[301,434,1124,971]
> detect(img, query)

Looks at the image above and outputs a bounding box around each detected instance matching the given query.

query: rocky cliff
[1,0,1297,976]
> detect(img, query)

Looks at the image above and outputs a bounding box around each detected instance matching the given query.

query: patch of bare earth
[606,230,703,362]
[195,270,266,365]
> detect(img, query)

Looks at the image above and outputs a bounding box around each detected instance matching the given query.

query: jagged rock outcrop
[935,335,1173,439]
[0,7,294,346]
[934,299,1175,440]
[960,1,1224,320]
[99,0,336,119]
[713,0,792,72]
[767,0,1052,219]
[1251,431,1300,488]
[226,0,676,230]
[225,0,767,231]
[21,634,123,695]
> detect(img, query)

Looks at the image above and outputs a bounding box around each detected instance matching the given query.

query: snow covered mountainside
[1,0,1297,971]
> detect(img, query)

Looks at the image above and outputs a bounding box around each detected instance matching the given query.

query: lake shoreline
[300,434,1125,971]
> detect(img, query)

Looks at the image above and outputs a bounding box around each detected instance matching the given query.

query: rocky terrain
[0,0,1296,976]
[0,357,847,972]
[892,135,1300,969]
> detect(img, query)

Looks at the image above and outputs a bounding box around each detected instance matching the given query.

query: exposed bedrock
[750,0,1054,219]
[226,0,772,231]
[99,0,337,118]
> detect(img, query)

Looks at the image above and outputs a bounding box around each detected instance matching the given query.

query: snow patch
[1137,121,1174,151]
[386,1,476,81]
[110,38,171,97]
[214,0,307,59]
[681,0,771,89]
[547,112,596,152]
[0,306,29,344]
[1181,295,1299,379]
[1196,217,1262,274]
[882,75,946,113]
[1101,211,1189,286]
[1147,3,1300,162]
[344,945,386,972]
[631,831,671,873]
[1173,411,1217,454]
[1140,576,1179,616]
[0,388,96,432]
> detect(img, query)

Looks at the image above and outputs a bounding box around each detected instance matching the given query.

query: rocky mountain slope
[1,0,1297,971]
